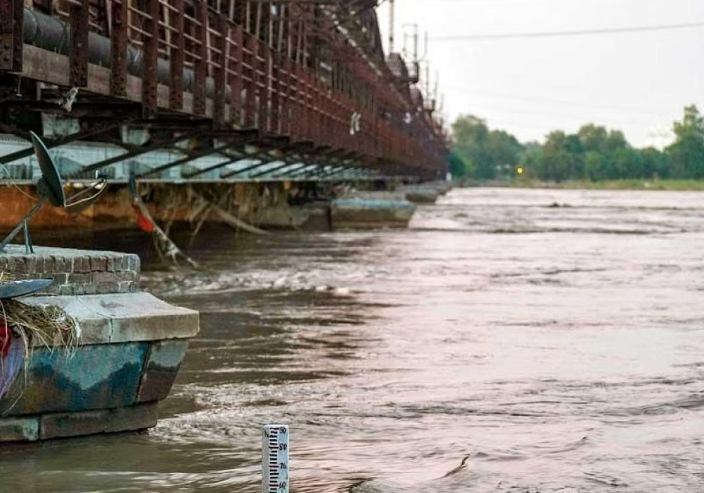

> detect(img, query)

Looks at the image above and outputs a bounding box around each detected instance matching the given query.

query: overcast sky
[375,0,704,148]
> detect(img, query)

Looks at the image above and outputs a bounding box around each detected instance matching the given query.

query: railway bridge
[0,0,448,185]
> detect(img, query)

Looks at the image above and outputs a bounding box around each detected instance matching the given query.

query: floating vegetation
[0,272,15,283]
[0,298,81,354]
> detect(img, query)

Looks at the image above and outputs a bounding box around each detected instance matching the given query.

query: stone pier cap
[22,293,199,345]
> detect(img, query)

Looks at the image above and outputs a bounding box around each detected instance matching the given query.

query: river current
[2,187,704,492]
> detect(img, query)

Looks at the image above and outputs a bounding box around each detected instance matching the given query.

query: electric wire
[442,88,674,117]
[431,21,704,41]
[451,105,663,127]
[0,164,38,200]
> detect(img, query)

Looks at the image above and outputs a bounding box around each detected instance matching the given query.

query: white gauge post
[263,424,289,493]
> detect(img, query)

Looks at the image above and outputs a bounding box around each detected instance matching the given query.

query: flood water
[3,187,704,492]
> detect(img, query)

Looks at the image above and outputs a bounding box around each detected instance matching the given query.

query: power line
[431,21,704,41]
[444,93,676,126]
[441,88,673,117]
[430,0,629,2]
[426,0,673,2]
[448,102,661,127]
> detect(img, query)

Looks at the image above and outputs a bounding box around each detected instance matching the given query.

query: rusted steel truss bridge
[0,0,448,184]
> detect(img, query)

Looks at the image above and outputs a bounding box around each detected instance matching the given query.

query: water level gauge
[262,424,289,493]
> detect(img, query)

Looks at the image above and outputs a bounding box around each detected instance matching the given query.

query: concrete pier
[0,245,199,442]
[398,186,441,204]
[331,192,417,230]
[0,181,447,252]
[396,182,452,204]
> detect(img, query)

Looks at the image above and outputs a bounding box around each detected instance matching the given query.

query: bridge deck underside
[0,0,447,183]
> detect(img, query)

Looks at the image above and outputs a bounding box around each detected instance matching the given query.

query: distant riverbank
[461,179,704,191]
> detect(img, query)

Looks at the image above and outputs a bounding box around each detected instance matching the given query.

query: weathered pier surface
[0,245,199,442]
[0,181,452,251]
[398,185,440,204]
[330,191,413,230]
[331,197,416,230]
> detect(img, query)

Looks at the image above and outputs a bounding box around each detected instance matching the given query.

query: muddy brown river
[2,187,704,492]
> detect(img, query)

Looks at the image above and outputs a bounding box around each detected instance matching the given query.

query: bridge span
[0,0,448,184]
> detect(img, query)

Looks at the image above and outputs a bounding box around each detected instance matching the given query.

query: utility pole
[434,71,439,103]
[413,24,418,62]
[389,0,395,53]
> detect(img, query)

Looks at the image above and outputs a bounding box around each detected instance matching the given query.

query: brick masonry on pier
[0,245,140,295]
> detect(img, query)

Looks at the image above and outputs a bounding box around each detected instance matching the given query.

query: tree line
[448,105,704,182]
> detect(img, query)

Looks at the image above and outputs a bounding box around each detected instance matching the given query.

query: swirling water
[2,187,704,493]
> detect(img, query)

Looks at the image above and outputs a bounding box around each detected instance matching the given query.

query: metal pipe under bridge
[0,0,448,184]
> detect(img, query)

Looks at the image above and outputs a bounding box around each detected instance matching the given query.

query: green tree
[451,114,523,179]
[667,105,704,179]
[576,124,638,180]
[640,147,668,179]
[518,142,541,178]
[451,115,493,179]
[450,113,689,183]
[531,131,581,181]
[605,130,628,154]
[487,129,523,177]
[447,149,473,178]
[584,151,606,181]
[613,147,643,179]
[578,124,609,153]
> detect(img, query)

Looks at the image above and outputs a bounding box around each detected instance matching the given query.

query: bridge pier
[0,178,452,254]
[0,245,199,443]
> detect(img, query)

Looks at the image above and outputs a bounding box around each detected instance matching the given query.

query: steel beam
[142,0,160,115]
[213,15,229,128]
[74,131,205,176]
[248,160,304,179]
[170,0,186,110]
[306,163,349,178]
[284,164,322,179]
[136,139,249,178]
[231,23,244,127]
[0,0,23,72]
[273,163,317,178]
[0,120,132,165]
[316,166,348,179]
[182,155,244,179]
[182,133,260,178]
[69,3,89,87]
[220,160,277,179]
[110,0,128,96]
[193,0,208,116]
